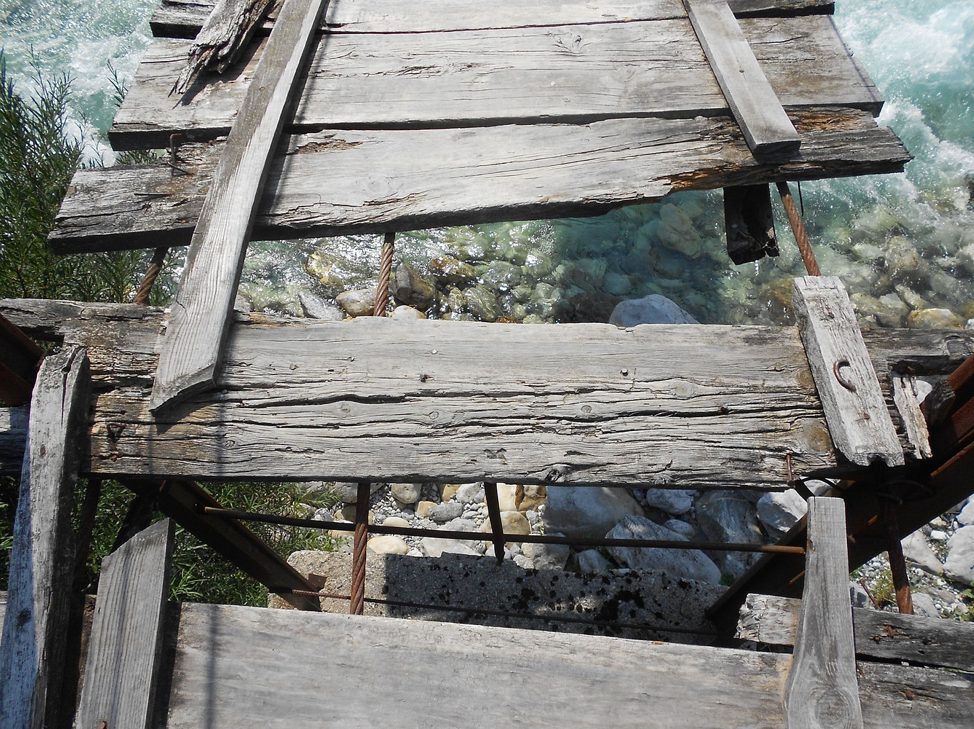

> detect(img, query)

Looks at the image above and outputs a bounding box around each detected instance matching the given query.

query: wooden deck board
[112,15,882,150]
[52,109,909,253]
[161,602,973,729]
[151,0,838,38]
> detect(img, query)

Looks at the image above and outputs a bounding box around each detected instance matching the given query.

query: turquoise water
[1,0,972,325]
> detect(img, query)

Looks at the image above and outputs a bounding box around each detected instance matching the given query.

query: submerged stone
[390,263,435,309]
[609,295,699,326]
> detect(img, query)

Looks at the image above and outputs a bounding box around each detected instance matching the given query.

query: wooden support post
[150,0,331,413]
[0,347,90,729]
[0,312,43,407]
[784,497,863,729]
[129,479,321,611]
[76,520,175,729]
[723,184,778,264]
[683,0,801,155]
[484,482,506,565]
[792,276,904,467]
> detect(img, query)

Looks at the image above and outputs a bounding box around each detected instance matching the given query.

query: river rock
[576,549,612,574]
[485,510,530,537]
[391,483,422,505]
[606,516,721,584]
[609,295,699,327]
[517,485,546,512]
[390,263,435,309]
[429,501,463,523]
[455,483,485,504]
[542,486,644,538]
[439,484,461,502]
[884,236,921,277]
[756,491,808,539]
[421,537,480,557]
[298,291,344,321]
[643,488,694,516]
[907,308,962,329]
[663,519,696,539]
[336,287,376,317]
[957,498,974,526]
[329,482,383,504]
[911,592,941,619]
[696,491,764,545]
[944,525,974,585]
[339,505,374,524]
[391,305,426,320]
[463,284,501,321]
[493,483,519,512]
[368,535,410,555]
[901,530,945,575]
[430,256,477,285]
[522,540,570,570]
[603,272,632,296]
[382,516,410,529]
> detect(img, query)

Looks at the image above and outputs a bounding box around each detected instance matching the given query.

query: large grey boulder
[609,295,699,327]
[901,530,945,575]
[643,488,694,516]
[542,486,643,538]
[606,516,721,584]
[944,525,974,585]
[756,490,808,539]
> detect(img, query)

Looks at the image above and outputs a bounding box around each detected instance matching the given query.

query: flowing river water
[1,0,973,327]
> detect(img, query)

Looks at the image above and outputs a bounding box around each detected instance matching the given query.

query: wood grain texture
[793,277,905,467]
[111,15,882,150]
[150,0,331,413]
[892,375,933,459]
[76,520,175,729]
[0,406,27,475]
[171,0,274,94]
[738,593,974,673]
[160,601,972,729]
[150,0,838,38]
[684,0,800,154]
[784,497,863,729]
[52,109,909,253]
[0,348,90,729]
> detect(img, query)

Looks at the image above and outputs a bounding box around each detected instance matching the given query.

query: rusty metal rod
[349,482,370,615]
[484,482,505,564]
[202,507,805,555]
[284,589,718,637]
[133,246,170,306]
[776,181,821,276]
[881,499,914,614]
[374,231,395,316]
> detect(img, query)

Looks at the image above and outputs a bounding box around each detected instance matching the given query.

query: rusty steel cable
[283,589,718,637]
[349,482,371,615]
[776,181,821,276]
[133,246,169,305]
[202,506,806,555]
[374,231,396,316]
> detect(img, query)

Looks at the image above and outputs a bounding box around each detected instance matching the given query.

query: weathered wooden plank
[793,277,904,467]
[0,348,90,729]
[0,406,27,475]
[738,593,974,673]
[161,602,971,729]
[76,520,174,729]
[784,497,863,729]
[150,0,837,39]
[111,16,883,150]
[150,0,331,413]
[52,109,909,253]
[685,0,800,155]
[171,0,275,95]
[892,375,933,459]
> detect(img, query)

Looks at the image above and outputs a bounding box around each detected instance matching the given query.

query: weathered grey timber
[171,0,274,95]
[76,520,174,729]
[738,594,974,673]
[0,406,27,475]
[151,0,837,38]
[783,498,863,729]
[684,0,800,155]
[892,375,933,459]
[160,602,971,729]
[150,0,331,413]
[0,348,90,729]
[111,15,883,150]
[51,109,909,253]
[793,277,905,467]
[5,300,972,486]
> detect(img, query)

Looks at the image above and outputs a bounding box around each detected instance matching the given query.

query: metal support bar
[484,482,505,564]
[349,481,370,615]
[202,506,806,555]
[881,498,914,614]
